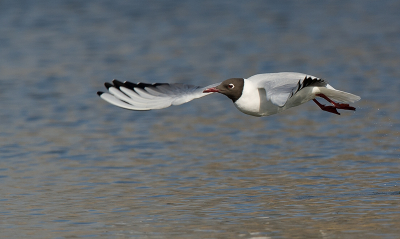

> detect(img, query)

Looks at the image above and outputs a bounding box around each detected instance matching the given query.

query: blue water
[1,0,400,238]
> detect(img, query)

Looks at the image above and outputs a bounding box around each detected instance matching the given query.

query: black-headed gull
[97,72,360,116]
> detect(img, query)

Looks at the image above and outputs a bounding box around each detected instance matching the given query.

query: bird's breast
[234,87,280,117]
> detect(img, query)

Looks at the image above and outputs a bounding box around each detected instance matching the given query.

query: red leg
[313,93,356,115]
[313,99,340,115]
[316,94,356,111]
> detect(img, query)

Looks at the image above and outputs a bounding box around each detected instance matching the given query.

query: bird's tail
[318,86,361,103]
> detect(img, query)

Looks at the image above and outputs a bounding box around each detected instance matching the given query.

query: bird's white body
[233,73,355,116]
[235,83,321,116]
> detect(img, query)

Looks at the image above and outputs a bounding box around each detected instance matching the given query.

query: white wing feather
[98,80,220,111]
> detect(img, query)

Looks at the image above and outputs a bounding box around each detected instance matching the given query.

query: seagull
[97,72,360,117]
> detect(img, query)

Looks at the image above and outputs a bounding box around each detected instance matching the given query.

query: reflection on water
[1,0,400,238]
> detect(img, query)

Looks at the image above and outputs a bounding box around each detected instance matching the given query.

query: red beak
[203,87,219,93]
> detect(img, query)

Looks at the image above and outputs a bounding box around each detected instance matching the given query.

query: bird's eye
[228,83,235,89]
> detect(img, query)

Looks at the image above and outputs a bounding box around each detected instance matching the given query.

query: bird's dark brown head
[216,78,244,102]
[203,78,244,102]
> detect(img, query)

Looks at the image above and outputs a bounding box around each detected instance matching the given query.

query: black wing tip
[97,91,104,96]
[103,79,171,91]
[104,82,113,89]
[112,79,125,89]
[303,76,325,84]
[123,81,137,89]
[299,76,326,90]
[119,81,169,90]
[137,82,159,88]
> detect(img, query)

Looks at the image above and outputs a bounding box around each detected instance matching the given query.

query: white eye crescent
[228,83,234,89]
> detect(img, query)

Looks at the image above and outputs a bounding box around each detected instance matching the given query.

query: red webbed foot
[313,94,356,115]
[313,99,340,115]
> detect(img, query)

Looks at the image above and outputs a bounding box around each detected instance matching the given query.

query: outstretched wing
[249,72,327,107]
[97,80,220,111]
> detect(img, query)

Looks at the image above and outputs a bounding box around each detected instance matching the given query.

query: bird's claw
[320,105,340,115]
[333,103,356,111]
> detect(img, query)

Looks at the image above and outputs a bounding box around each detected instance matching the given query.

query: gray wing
[250,72,327,107]
[97,80,220,111]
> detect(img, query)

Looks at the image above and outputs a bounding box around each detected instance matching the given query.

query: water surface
[1,0,400,238]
